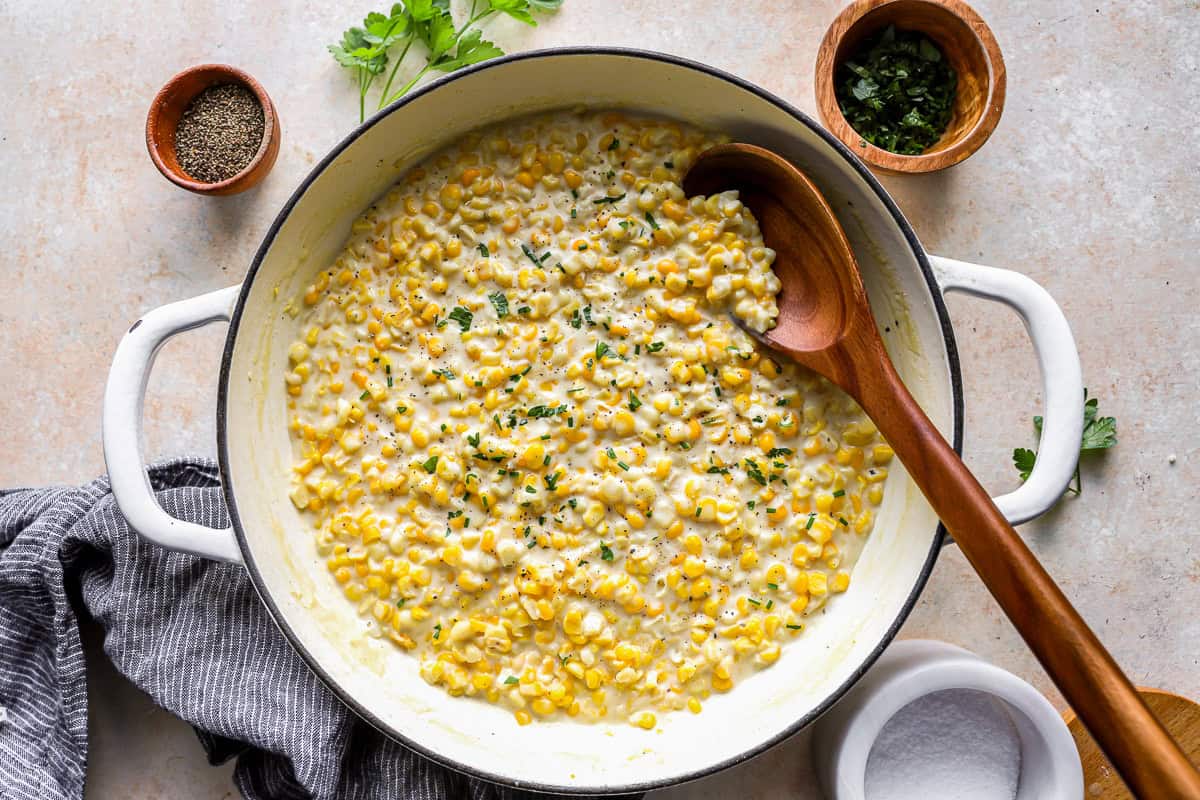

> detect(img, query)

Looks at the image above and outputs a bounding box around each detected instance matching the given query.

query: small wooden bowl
[145,64,280,196]
[815,0,1005,174]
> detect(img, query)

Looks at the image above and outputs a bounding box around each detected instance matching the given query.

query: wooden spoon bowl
[682,147,853,357]
[684,142,1200,798]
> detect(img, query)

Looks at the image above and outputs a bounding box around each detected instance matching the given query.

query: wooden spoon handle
[857,359,1200,798]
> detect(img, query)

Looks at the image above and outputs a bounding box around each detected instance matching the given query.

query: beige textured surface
[1,1,1196,798]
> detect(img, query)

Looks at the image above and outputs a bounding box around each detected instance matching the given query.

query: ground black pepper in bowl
[174,83,265,183]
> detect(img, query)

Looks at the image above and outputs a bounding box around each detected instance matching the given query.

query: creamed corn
[283,111,892,729]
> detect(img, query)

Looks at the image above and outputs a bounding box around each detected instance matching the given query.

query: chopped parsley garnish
[767,582,779,590]
[569,308,583,329]
[744,458,768,486]
[628,392,642,411]
[706,466,729,475]
[359,389,371,401]
[767,447,794,458]
[644,212,659,231]
[544,472,561,491]
[607,138,620,151]
[488,292,509,318]
[600,542,614,561]
[421,455,439,473]
[526,404,568,418]
[396,405,407,414]
[647,341,665,353]
[504,676,519,685]
[477,243,489,258]
[595,341,609,359]
[433,623,441,639]
[517,306,531,315]
[447,306,473,331]
[520,243,542,266]
[835,24,957,155]
[524,485,536,494]
[467,432,480,448]
[832,489,845,497]
[593,193,626,205]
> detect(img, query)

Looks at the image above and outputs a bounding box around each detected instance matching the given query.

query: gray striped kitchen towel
[0,459,639,800]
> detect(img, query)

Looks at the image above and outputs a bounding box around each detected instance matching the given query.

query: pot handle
[929,256,1084,526]
[102,285,244,564]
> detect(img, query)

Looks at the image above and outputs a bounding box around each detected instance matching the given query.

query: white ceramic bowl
[102,49,1084,794]
[812,639,1084,799]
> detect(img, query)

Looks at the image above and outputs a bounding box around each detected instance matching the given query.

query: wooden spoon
[683,142,1200,799]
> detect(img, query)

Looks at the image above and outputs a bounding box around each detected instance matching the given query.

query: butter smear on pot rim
[283,110,892,728]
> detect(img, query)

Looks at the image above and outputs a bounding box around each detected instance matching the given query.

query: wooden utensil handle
[857,359,1200,799]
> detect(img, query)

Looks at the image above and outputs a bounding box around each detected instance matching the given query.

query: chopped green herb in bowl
[835,25,957,156]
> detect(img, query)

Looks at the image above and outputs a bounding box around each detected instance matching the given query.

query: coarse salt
[865,689,1021,800]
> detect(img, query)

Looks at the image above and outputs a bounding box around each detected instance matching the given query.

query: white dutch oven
[102,49,1084,795]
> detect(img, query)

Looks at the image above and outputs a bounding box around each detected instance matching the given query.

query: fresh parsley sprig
[330,0,564,123]
[328,5,412,123]
[1013,389,1117,499]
